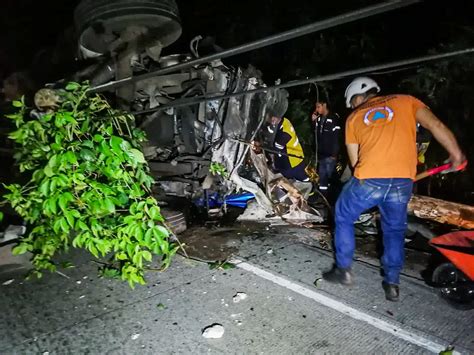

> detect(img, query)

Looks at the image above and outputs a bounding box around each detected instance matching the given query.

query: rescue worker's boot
[382,282,399,302]
[322,265,353,285]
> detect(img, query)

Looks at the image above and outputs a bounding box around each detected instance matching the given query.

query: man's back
[345,94,426,180]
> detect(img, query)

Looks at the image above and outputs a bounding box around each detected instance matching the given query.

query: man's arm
[346,143,359,168]
[415,107,465,167]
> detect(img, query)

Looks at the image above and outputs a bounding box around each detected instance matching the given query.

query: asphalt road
[1,224,473,354]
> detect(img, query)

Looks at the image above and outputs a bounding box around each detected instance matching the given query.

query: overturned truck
[68,0,320,223]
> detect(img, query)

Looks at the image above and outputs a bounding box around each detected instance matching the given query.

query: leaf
[0,211,3,222]
[81,140,94,148]
[64,211,75,228]
[221,262,235,270]
[64,151,78,164]
[110,136,125,155]
[116,252,128,261]
[58,192,74,211]
[44,165,54,177]
[156,303,166,310]
[54,133,64,145]
[39,180,50,196]
[99,140,112,156]
[80,119,90,133]
[128,148,146,164]
[133,225,144,242]
[12,243,29,255]
[60,262,75,269]
[70,210,81,218]
[89,243,99,258]
[208,261,235,270]
[79,148,95,162]
[32,169,45,182]
[93,134,104,143]
[100,266,121,279]
[65,82,80,91]
[439,346,454,355]
[116,193,129,206]
[148,206,161,220]
[12,100,23,108]
[103,198,116,214]
[53,219,62,234]
[59,218,70,233]
[46,154,58,171]
[76,220,89,231]
[153,225,169,240]
[142,250,152,262]
[50,143,61,151]
[144,229,153,245]
[46,196,58,215]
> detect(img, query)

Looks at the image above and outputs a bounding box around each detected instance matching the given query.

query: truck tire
[161,207,187,235]
[432,262,474,310]
[74,0,182,55]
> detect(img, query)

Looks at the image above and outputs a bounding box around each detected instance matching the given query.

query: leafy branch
[2,82,177,288]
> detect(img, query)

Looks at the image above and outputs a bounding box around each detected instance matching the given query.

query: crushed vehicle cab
[68,0,322,223]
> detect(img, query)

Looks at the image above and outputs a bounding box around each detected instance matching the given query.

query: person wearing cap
[322,77,465,301]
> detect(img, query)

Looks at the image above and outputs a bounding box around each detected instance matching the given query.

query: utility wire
[125,47,474,116]
[89,0,421,93]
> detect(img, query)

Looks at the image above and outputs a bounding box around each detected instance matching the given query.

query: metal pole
[90,0,421,93]
[130,47,474,114]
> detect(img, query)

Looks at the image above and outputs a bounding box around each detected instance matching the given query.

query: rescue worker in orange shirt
[322,77,465,301]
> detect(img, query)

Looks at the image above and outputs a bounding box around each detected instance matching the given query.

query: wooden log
[408,195,474,230]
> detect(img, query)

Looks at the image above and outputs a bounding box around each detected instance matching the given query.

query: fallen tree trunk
[408,195,474,230]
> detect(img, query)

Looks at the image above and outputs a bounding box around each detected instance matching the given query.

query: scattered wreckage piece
[202,323,225,339]
[236,147,323,224]
[408,195,474,230]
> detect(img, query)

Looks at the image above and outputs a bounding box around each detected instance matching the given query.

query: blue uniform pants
[318,157,336,195]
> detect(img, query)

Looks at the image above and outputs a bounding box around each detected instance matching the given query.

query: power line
[128,47,474,115]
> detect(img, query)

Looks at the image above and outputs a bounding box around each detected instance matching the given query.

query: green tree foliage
[2,83,178,287]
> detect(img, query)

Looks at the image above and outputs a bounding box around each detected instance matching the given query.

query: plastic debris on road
[2,279,14,286]
[202,323,225,339]
[233,292,248,303]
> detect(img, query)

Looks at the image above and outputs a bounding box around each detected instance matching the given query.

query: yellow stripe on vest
[281,118,304,168]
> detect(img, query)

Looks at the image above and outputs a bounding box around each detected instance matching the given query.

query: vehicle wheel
[74,0,182,55]
[432,262,474,310]
[160,207,187,236]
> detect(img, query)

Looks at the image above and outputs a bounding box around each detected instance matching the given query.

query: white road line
[230,259,459,355]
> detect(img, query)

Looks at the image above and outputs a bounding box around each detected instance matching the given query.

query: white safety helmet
[344,77,380,108]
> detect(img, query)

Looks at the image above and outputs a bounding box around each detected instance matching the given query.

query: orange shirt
[345,94,427,179]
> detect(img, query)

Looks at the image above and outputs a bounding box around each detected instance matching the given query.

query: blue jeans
[319,157,337,194]
[334,177,413,284]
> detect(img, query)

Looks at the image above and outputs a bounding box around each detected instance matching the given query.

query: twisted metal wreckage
[25,0,474,227]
